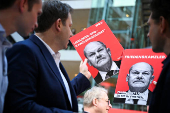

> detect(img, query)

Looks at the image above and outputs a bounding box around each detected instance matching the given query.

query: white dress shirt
[35,34,72,108]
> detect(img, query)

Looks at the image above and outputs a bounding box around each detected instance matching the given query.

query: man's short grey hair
[83,86,108,107]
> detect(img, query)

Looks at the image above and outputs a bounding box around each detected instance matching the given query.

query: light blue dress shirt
[0,24,12,113]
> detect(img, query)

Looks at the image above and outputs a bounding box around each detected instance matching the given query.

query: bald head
[127,62,154,93]
[129,62,154,75]
[84,41,112,72]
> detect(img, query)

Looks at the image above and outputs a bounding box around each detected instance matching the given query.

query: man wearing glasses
[83,86,112,113]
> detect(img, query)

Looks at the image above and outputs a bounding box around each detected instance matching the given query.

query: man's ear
[126,74,129,82]
[107,48,111,56]
[55,18,62,32]
[150,75,155,84]
[92,98,98,107]
[160,16,167,34]
[19,0,27,13]
[87,59,92,66]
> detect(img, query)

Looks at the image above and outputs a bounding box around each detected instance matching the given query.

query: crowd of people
[0,0,170,113]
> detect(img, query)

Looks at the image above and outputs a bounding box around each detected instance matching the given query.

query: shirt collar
[35,34,55,55]
[0,24,5,32]
[0,23,12,47]
[35,34,61,65]
[99,71,107,81]
[0,24,6,42]
[110,61,119,70]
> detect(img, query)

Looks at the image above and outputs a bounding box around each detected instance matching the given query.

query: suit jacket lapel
[29,34,67,92]
[95,72,103,84]
[147,90,152,105]
[59,63,78,111]
[114,60,121,68]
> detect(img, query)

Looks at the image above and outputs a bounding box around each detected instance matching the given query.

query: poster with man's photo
[70,20,124,84]
[113,49,166,105]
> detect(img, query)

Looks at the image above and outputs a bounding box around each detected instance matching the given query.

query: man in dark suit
[147,0,170,112]
[114,62,154,105]
[84,41,120,84]
[0,0,42,112]
[4,1,91,113]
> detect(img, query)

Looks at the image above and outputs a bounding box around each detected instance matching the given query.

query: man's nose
[96,52,101,58]
[70,29,73,38]
[137,73,143,79]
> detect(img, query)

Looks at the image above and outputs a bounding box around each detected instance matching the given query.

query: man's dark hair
[150,0,170,25]
[84,41,107,58]
[35,0,73,33]
[129,62,154,75]
[0,0,40,11]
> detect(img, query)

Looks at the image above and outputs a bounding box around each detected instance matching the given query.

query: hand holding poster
[113,49,166,105]
[70,20,124,84]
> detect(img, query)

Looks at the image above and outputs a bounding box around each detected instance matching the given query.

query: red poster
[113,49,166,105]
[70,20,124,84]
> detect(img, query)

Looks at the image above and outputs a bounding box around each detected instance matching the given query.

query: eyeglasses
[97,98,110,105]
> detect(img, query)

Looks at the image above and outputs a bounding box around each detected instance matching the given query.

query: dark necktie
[105,70,119,79]
[133,99,138,104]
[105,70,114,79]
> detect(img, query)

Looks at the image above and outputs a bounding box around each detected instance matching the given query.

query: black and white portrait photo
[84,41,120,84]
[114,62,154,105]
